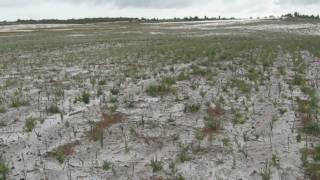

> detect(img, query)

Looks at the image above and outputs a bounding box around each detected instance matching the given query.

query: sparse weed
[51,141,80,164]
[204,115,222,131]
[55,150,65,164]
[0,161,9,180]
[25,117,38,132]
[161,76,176,86]
[177,148,191,163]
[229,79,251,94]
[259,160,272,180]
[81,91,90,104]
[177,72,190,81]
[150,157,163,173]
[47,104,60,114]
[0,106,6,114]
[184,103,200,113]
[271,154,280,168]
[222,137,230,147]
[146,84,171,97]
[10,97,29,108]
[176,174,185,180]
[233,111,246,124]
[191,64,211,77]
[75,91,90,104]
[102,161,112,171]
[110,88,119,95]
[98,79,106,85]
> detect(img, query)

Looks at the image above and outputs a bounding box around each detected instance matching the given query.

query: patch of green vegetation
[102,161,112,171]
[10,98,29,108]
[271,116,278,123]
[97,87,103,97]
[271,154,280,168]
[195,128,204,145]
[47,104,60,114]
[176,174,186,180]
[81,91,90,104]
[177,148,191,163]
[278,66,286,76]
[55,150,65,164]
[260,161,272,180]
[0,121,6,127]
[110,104,118,112]
[204,115,222,131]
[184,103,201,113]
[177,72,190,81]
[0,106,6,114]
[110,88,119,95]
[296,134,302,142]
[303,145,320,180]
[303,123,320,136]
[222,137,230,147]
[0,161,9,180]
[161,76,177,86]
[297,99,311,114]
[98,79,106,85]
[75,91,90,104]
[233,111,246,124]
[54,89,64,98]
[169,161,177,175]
[313,145,320,161]
[4,79,17,88]
[291,73,307,87]
[305,163,320,180]
[25,117,38,132]
[110,96,118,103]
[150,158,163,173]
[229,79,251,94]
[297,86,320,136]
[51,141,79,164]
[200,90,207,98]
[190,64,215,79]
[146,83,172,97]
[248,68,263,82]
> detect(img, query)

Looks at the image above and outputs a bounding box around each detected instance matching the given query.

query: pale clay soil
[0,20,320,180]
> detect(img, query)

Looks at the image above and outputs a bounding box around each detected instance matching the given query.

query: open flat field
[0,19,320,180]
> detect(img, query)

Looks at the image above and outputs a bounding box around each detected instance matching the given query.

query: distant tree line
[16,17,140,24]
[282,12,320,20]
[0,17,140,25]
[0,16,237,25]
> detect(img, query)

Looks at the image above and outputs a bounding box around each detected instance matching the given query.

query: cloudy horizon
[0,0,319,21]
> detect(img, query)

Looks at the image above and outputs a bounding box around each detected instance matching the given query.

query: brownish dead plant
[87,113,123,141]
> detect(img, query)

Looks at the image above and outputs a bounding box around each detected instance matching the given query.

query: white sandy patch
[147,19,263,30]
[149,32,163,35]
[224,23,320,35]
[68,34,88,37]
[0,24,78,33]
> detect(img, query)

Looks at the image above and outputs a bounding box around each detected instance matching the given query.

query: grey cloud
[0,0,34,7]
[1,0,320,21]
[60,0,205,8]
[0,0,206,8]
[1,0,320,7]
[111,0,199,8]
[2,0,319,8]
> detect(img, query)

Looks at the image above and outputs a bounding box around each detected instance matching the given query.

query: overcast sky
[0,0,319,21]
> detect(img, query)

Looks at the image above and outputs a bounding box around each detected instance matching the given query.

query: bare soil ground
[0,19,320,180]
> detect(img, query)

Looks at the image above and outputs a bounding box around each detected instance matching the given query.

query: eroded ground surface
[0,19,320,180]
